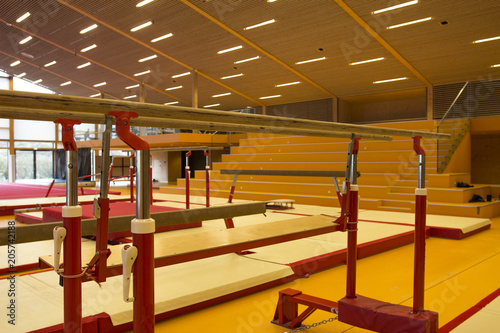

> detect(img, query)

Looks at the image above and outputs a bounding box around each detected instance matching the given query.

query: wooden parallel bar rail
[0,91,449,140]
[0,202,265,246]
[220,169,360,178]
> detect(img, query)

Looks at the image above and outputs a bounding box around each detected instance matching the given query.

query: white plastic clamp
[121,245,138,303]
[53,227,67,272]
[131,218,156,234]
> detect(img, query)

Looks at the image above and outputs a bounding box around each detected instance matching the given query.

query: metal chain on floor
[283,316,338,333]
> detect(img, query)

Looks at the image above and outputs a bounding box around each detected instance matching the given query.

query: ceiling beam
[0,49,120,100]
[332,0,432,87]
[56,0,264,106]
[179,0,337,99]
[0,18,188,104]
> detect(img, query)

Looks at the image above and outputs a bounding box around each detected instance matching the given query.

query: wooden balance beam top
[220,169,361,178]
[0,202,266,246]
[39,214,340,275]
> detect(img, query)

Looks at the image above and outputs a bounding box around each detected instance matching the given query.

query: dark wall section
[55,147,92,180]
[257,98,334,122]
[471,134,500,184]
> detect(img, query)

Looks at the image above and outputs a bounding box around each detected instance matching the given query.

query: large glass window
[0,149,7,182]
[15,150,34,180]
[36,150,53,179]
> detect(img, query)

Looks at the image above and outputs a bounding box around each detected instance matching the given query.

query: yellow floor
[154,215,500,333]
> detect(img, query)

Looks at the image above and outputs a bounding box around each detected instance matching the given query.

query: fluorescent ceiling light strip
[33,79,42,84]
[131,21,152,32]
[139,54,157,62]
[234,56,260,64]
[473,36,500,44]
[221,73,244,79]
[212,93,231,98]
[217,45,243,54]
[134,70,151,76]
[151,33,173,42]
[60,81,72,86]
[259,94,281,99]
[171,72,190,78]
[244,19,276,30]
[10,60,21,67]
[124,95,137,100]
[126,84,140,89]
[204,103,220,108]
[373,77,407,84]
[492,64,500,68]
[93,82,106,87]
[295,57,326,65]
[90,93,101,98]
[350,57,385,66]
[19,36,32,44]
[276,81,300,87]
[44,61,57,67]
[80,24,98,34]
[137,0,155,7]
[373,0,418,14]
[267,0,277,2]
[387,17,431,29]
[166,85,182,91]
[81,44,97,52]
[16,73,26,78]
[164,101,179,105]
[16,12,31,23]
[77,62,91,69]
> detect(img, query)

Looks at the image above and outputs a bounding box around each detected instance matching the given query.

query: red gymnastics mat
[0,182,120,200]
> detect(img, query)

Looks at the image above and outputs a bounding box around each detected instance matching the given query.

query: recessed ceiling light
[212,93,231,98]
[234,56,260,64]
[93,82,106,87]
[492,64,500,68]
[16,12,31,23]
[295,57,326,65]
[138,54,157,62]
[33,79,42,84]
[16,72,26,78]
[372,0,418,14]
[60,81,72,86]
[124,95,137,100]
[349,57,385,66]
[131,21,152,32]
[44,61,57,67]
[275,81,300,87]
[164,101,179,105]
[151,33,173,42]
[244,19,275,30]
[137,0,155,7]
[77,62,91,69]
[217,45,243,54]
[387,17,432,29]
[19,36,32,45]
[171,72,191,78]
[10,60,21,67]
[204,103,220,108]
[259,95,281,99]
[166,85,182,91]
[81,44,97,52]
[134,70,151,76]
[126,84,140,89]
[90,93,101,98]
[373,77,408,84]
[221,73,244,79]
[80,24,98,34]
[473,36,500,44]
[267,0,277,2]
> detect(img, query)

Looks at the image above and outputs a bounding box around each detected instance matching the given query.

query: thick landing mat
[0,182,120,200]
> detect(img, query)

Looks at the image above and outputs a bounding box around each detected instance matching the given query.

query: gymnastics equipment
[272,136,438,333]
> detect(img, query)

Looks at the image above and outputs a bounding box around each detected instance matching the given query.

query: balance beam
[39,215,340,275]
[220,169,360,178]
[0,202,266,245]
[0,91,449,140]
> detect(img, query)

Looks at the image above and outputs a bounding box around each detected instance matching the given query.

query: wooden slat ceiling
[0,0,498,111]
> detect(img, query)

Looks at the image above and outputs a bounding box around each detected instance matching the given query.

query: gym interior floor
[1,186,498,332]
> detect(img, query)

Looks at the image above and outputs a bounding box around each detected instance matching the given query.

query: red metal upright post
[413,136,427,314]
[109,111,155,333]
[185,150,191,209]
[346,137,360,299]
[54,119,83,333]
